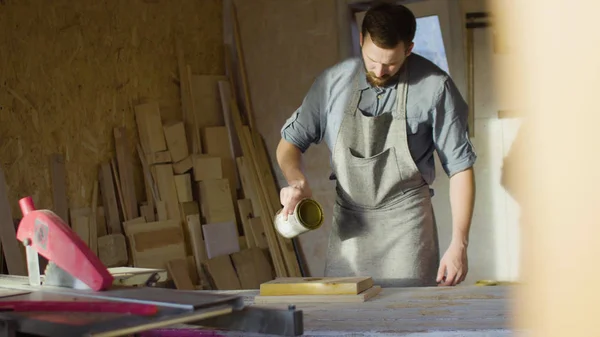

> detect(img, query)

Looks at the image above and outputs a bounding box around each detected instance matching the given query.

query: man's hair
[361,2,417,49]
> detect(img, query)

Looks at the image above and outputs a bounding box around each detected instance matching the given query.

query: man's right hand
[280,181,312,220]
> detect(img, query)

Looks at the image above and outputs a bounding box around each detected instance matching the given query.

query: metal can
[274,198,324,239]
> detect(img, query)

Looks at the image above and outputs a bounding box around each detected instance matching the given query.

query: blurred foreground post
[492,0,600,336]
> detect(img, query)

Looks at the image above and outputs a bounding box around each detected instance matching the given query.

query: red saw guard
[16,196,113,291]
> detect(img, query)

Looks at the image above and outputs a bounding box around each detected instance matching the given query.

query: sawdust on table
[386,301,468,309]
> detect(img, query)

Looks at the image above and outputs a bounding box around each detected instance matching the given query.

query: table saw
[0,197,302,337]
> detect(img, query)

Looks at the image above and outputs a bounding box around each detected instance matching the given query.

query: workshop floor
[166,285,518,337]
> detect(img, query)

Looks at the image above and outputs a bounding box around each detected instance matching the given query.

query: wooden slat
[237,199,255,248]
[231,248,274,289]
[153,164,181,222]
[175,37,200,154]
[0,167,27,276]
[229,99,287,277]
[89,180,99,255]
[98,162,121,234]
[250,130,302,277]
[114,127,138,220]
[134,101,167,154]
[167,258,195,290]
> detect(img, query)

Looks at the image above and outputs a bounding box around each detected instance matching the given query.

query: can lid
[297,198,324,229]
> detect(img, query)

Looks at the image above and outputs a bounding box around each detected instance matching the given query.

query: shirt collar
[357,64,399,92]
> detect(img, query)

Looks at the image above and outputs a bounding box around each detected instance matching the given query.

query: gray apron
[324,61,440,287]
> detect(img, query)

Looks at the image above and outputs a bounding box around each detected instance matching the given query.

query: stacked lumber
[51,3,304,290]
[254,277,382,304]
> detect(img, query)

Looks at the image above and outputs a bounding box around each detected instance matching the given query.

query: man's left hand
[436,242,468,286]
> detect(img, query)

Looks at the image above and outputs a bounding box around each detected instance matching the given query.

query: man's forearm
[276,139,307,186]
[448,167,475,247]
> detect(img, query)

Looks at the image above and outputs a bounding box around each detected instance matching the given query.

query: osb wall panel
[234,0,340,276]
[0,0,224,216]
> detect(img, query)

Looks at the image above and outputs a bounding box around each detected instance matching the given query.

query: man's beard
[365,69,401,88]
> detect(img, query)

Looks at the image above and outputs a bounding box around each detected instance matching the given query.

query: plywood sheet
[202,221,240,259]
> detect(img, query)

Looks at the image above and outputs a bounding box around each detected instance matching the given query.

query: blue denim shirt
[281,53,476,185]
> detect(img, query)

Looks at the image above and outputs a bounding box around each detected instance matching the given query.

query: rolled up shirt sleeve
[281,75,325,153]
[432,77,477,177]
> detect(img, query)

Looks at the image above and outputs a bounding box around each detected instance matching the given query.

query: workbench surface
[184,285,516,337]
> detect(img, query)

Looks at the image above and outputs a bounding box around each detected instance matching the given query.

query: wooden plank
[124,219,186,269]
[140,204,155,222]
[49,154,69,225]
[248,217,267,249]
[134,101,167,154]
[175,37,200,154]
[236,157,261,217]
[173,155,194,175]
[136,143,158,219]
[254,286,382,304]
[251,130,302,277]
[96,206,107,237]
[174,174,193,203]
[98,162,121,234]
[0,167,27,276]
[147,151,172,165]
[70,210,90,246]
[185,214,208,285]
[156,201,168,221]
[191,75,228,128]
[163,121,189,163]
[193,155,222,181]
[197,179,236,224]
[89,181,99,255]
[202,126,238,207]
[153,164,181,222]
[231,248,274,289]
[260,277,374,296]
[218,80,242,188]
[166,258,195,290]
[98,234,128,267]
[114,127,138,220]
[229,100,286,277]
[237,199,255,248]
[202,254,242,290]
[186,255,199,286]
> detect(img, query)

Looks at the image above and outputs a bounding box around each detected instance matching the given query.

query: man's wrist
[288,179,307,190]
[451,231,469,248]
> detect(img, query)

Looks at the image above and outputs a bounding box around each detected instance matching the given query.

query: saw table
[170,285,517,337]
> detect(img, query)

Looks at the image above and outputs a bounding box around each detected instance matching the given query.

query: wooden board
[134,101,167,154]
[231,248,274,289]
[254,285,382,304]
[202,254,242,290]
[166,258,195,290]
[0,167,27,276]
[98,234,128,267]
[260,277,374,296]
[193,155,222,181]
[123,219,186,269]
[163,121,189,163]
[197,179,236,224]
[173,155,194,175]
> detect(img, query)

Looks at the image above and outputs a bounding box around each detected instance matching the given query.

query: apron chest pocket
[342,147,403,208]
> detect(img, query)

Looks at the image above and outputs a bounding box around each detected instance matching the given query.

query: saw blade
[43,262,91,290]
